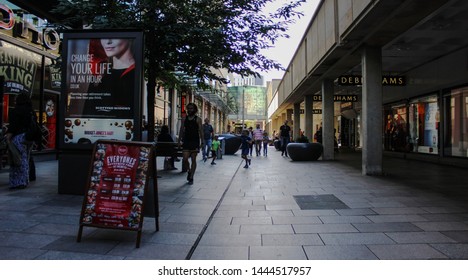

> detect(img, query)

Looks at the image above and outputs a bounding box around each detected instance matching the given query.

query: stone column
[322,79,334,160]
[304,95,314,141]
[361,46,383,175]
[293,103,301,141]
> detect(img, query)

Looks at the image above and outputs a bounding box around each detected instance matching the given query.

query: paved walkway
[1,147,468,260]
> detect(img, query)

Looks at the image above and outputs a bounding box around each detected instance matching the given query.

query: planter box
[286,143,323,161]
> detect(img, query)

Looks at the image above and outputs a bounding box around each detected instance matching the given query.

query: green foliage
[51,0,306,140]
[52,0,306,89]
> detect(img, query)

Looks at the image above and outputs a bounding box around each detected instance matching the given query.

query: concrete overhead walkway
[1,146,468,260]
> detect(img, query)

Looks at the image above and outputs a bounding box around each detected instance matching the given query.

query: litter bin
[217,137,225,159]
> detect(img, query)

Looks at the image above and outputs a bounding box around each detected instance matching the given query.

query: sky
[259,0,320,82]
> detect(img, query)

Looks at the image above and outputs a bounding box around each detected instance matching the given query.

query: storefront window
[384,104,408,152]
[408,95,439,154]
[443,87,468,157]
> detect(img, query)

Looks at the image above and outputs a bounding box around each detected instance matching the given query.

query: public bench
[154,142,183,171]
[155,142,182,158]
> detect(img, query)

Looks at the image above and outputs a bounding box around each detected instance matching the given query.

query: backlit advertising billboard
[60,30,143,148]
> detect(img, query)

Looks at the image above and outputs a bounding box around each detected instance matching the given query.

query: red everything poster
[82,143,149,229]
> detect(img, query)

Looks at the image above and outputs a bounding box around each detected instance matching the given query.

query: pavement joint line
[184,158,244,260]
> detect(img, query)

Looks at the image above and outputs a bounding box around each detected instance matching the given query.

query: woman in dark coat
[5,93,33,190]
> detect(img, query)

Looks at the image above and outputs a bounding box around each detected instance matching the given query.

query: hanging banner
[61,31,143,147]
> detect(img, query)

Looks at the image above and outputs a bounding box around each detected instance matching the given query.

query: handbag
[25,113,41,142]
[7,141,22,167]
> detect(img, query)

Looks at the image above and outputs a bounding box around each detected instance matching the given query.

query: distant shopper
[279,120,291,157]
[202,118,214,161]
[247,126,254,156]
[240,129,252,168]
[209,135,221,165]
[262,131,269,156]
[252,124,263,156]
[5,93,34,190]
[178,103,204,185]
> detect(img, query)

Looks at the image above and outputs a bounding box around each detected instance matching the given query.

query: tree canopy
[52,0,307,88]
[52,0,307,140]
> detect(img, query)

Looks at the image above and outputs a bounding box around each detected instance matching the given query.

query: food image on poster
[82,143,150,229]
[63,118,134,144]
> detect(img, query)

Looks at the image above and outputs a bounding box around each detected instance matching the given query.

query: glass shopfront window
[443,87,468,157]
[408,95,439,154]
[384,104,408,152]
[1,40,58,152]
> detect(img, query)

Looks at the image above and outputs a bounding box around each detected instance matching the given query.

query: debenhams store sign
[338,75,406,86]
[0,3,60,52]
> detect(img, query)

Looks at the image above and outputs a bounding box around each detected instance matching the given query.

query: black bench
[155,142,183,158]
[154,142,183,172]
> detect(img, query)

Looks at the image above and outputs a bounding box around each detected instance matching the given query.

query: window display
[409,95,439,154]
[443,87,468,157]
[384,105,407,152]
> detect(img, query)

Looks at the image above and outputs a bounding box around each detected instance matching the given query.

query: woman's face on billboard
[100,39,130,57]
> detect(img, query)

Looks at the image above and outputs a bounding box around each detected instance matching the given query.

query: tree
[52,0,306,140]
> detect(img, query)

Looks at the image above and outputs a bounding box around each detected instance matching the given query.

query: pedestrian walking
[178,103,204,185]
[247,127,254,156]
[202,117,214,161]
[240,129,252,168]
[279,120,291,157]
[252,124,263,156]
[208,135,221,165]
[262,131,269,156]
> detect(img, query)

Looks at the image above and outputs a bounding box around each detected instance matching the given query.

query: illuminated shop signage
[312,95,358,102]
[338,75,406,86]
[0,3,60,50]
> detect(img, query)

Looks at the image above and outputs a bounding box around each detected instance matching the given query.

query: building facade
[268,0,468,172]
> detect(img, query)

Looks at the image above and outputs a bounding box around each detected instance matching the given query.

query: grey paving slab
[249,210,294,217]
[262,233,323,246]
[148,232,199,245]
[273,216,322,225]
[368,244,449,260]
[335,208,377,216]
[319,215,372,224]
[430,244,468,259]
[198,233,261,246]
[191,246,249,260]
[0,247,46,260]
[35,250,125,260]
[386,232,457,244]
[440,231,468,243]
[352,222,424,233]
[249,246,307,260]
[371,207,430,215]
[319,233,396,245]
[412,221,468,231]
[240,224,294,234]
[303,245,379,260]
[0,232,62,249]
[366,214,428,223]
[231,217,272,225]
[293,223,359,234]
[109,242,191,260]
[1,149,468,260]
